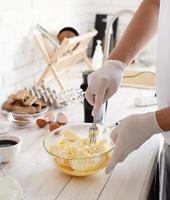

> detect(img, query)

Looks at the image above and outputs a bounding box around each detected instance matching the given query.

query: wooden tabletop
[0,88,161,200]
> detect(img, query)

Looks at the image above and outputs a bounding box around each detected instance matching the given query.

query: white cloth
[157,0,170,145]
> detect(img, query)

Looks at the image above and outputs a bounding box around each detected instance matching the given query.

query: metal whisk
[88,115,99,144]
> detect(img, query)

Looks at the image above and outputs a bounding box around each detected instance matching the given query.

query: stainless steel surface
[88,115,99,144]
[104,9,134,58]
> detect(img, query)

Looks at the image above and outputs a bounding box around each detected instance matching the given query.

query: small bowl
[43,123,114,176]
[8,112,33,128]
[0,135,21,163]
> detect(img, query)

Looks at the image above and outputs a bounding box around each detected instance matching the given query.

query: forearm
[108,0,160,65]
[156,108,170,132]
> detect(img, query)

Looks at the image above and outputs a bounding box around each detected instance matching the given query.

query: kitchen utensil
[81,70,107,123]
[81,71,94,123]
[88,115,99,144]
[35,29,97,89]
[25,85,84,109]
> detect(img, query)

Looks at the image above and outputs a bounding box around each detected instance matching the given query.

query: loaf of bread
[2,102,37,114]
[7,95,15,104]
[23,96,37,106]
[15,90,29,102]
[12,105,37,114]
[2,89,47,114]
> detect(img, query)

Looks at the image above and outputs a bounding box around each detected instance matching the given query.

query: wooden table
[0,88,161,200]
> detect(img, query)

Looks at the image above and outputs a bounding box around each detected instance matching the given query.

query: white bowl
[0,135,21,163]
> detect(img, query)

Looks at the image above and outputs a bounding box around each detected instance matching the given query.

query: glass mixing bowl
[43,123,115,176]
[8,112,33,129]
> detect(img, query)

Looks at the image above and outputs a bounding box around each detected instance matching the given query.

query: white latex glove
[105,112,162,174]
[85,60,126,116]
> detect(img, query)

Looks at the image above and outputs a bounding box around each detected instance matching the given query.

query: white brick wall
[0,0,93,103]
[0,0,156,103]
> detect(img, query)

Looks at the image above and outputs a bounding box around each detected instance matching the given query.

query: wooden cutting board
[121,70,155,90]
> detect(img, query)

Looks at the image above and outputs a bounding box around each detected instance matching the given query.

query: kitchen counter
[0,87,161,200]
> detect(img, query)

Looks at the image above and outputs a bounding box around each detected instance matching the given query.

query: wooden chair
[35,29,97,90]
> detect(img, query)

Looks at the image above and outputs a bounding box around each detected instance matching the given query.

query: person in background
[85,0,170,199]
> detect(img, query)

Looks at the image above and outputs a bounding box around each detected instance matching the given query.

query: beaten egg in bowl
[43,123,114,176]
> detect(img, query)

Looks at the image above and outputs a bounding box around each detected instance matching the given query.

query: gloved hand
[105,112,162,174]
[85,60,126,116]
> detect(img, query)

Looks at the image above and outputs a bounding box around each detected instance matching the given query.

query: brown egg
[57,112,68,125]
[36,119,48,128]
[49,122,61,132]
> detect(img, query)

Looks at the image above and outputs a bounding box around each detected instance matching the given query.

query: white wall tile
[0,0,155,103]
[0,0,92,101]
